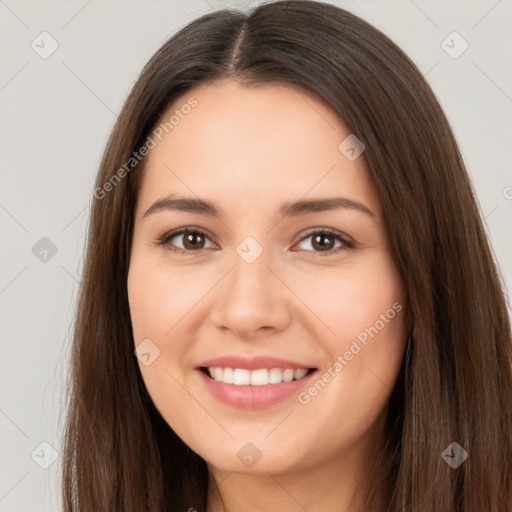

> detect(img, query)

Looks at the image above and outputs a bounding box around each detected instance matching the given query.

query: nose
[209,248,292,339]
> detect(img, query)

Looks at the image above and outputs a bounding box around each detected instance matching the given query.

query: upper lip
[197,355,316,371]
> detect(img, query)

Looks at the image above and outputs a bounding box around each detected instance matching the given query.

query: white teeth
[233,369,250,385]
[282,369,294,382]
[294,369,308,379]
[206,367,312,385]
[223,367,234,384]
[250,369,268,386]
[268,368,283,384]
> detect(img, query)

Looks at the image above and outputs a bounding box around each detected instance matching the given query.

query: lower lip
[197,369,317,409]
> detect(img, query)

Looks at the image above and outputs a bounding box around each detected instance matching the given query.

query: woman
[61,1,512,511]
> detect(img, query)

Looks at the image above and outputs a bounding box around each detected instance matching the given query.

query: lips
[197,355,315,371]
[195,355,318,409]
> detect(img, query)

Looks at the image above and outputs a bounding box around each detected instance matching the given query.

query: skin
[127,79,407,512]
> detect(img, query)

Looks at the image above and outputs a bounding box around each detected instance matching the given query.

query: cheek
[298,276,405,441]
[127,260,200,422]
[289,253,405,343]
[288,254,407,418]
[127,258,207,345]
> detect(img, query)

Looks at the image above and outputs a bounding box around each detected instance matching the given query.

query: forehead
[137,79,379,218]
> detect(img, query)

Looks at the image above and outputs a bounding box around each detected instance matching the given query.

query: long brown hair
[61,1,512,510]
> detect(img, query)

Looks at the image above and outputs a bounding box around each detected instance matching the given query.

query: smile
[196,356,318,408]
[203,366,314,385]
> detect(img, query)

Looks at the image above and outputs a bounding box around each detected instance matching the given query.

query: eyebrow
[143,194,375,219]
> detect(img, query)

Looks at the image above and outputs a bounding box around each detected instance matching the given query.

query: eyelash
[155,226,355,257]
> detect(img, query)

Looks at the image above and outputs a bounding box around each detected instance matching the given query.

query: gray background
[1,0,511,510]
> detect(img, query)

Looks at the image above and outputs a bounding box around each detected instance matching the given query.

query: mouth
[199,366,317,385]
[196,365,318,409]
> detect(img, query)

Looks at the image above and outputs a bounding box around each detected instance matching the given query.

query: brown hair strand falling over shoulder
[61,1,512,511]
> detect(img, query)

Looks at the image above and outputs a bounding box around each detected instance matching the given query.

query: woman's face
[127,79,407,477]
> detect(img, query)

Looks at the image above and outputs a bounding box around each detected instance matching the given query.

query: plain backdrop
[0,1,511,510]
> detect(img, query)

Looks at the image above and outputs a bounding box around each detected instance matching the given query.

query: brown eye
[157,227,215,254]
[182,231,206,250]
[311,233,337,251]
[294,228,354,257]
